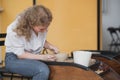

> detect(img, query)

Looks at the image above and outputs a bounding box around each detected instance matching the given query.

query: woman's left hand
[49,45,59,54]
[44,41,60,54]
[45,54,56,61]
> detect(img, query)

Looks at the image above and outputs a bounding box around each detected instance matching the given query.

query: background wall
[0,0,32,33]
[0,0,97,59]
[37,0,97,53]
[0,0,2,32]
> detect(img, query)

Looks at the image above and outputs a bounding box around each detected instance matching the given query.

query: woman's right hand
[42,54,56,61]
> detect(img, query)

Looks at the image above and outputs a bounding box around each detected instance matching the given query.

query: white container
[73,51,92,67]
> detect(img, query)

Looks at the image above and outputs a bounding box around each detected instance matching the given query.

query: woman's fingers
[46,54,56,61]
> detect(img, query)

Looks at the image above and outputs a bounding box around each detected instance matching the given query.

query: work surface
[45,50,120,80]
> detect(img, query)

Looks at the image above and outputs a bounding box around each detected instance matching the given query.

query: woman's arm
[18,52,56,61]
[44,40,59,54]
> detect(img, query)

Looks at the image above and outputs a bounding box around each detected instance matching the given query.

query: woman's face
[33,26,48,33]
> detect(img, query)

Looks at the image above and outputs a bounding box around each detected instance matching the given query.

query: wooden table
[45,50,120,80]
[44,59,103,80]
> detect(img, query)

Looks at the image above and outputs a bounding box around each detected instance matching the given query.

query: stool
[0,66,31,80]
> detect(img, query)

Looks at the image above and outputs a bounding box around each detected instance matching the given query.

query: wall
[37,0,97,53]
[0,0,32,33]
[0,0,2,32]
[0,0,97,57]
[102,0,120,50]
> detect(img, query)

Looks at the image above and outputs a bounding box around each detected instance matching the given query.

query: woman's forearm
[44,40,59,53]
[44,40,52,49]
[18,52,56,61]
[18,52,45,60]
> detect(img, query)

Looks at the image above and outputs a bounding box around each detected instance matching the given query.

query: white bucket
[73,51,92,67]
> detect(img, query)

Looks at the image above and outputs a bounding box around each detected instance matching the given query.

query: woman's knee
[35,62,50,76]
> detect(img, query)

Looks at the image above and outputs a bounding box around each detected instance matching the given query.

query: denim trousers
[5,52,50,80]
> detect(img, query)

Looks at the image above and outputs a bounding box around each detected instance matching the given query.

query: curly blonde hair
[14,5,52,41]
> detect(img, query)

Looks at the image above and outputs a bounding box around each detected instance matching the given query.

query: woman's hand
[44,40,60,54]
[42,54,56,61]
[49,45,59,54]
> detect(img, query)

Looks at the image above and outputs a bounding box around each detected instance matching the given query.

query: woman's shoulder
[7,22,17,33]
[7,16,20,33]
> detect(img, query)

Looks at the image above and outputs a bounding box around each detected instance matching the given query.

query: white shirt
[5,17,47,55]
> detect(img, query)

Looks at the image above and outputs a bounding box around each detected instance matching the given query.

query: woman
[5,5,59,80]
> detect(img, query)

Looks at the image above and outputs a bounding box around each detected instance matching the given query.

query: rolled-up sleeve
[5,32,25,56]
